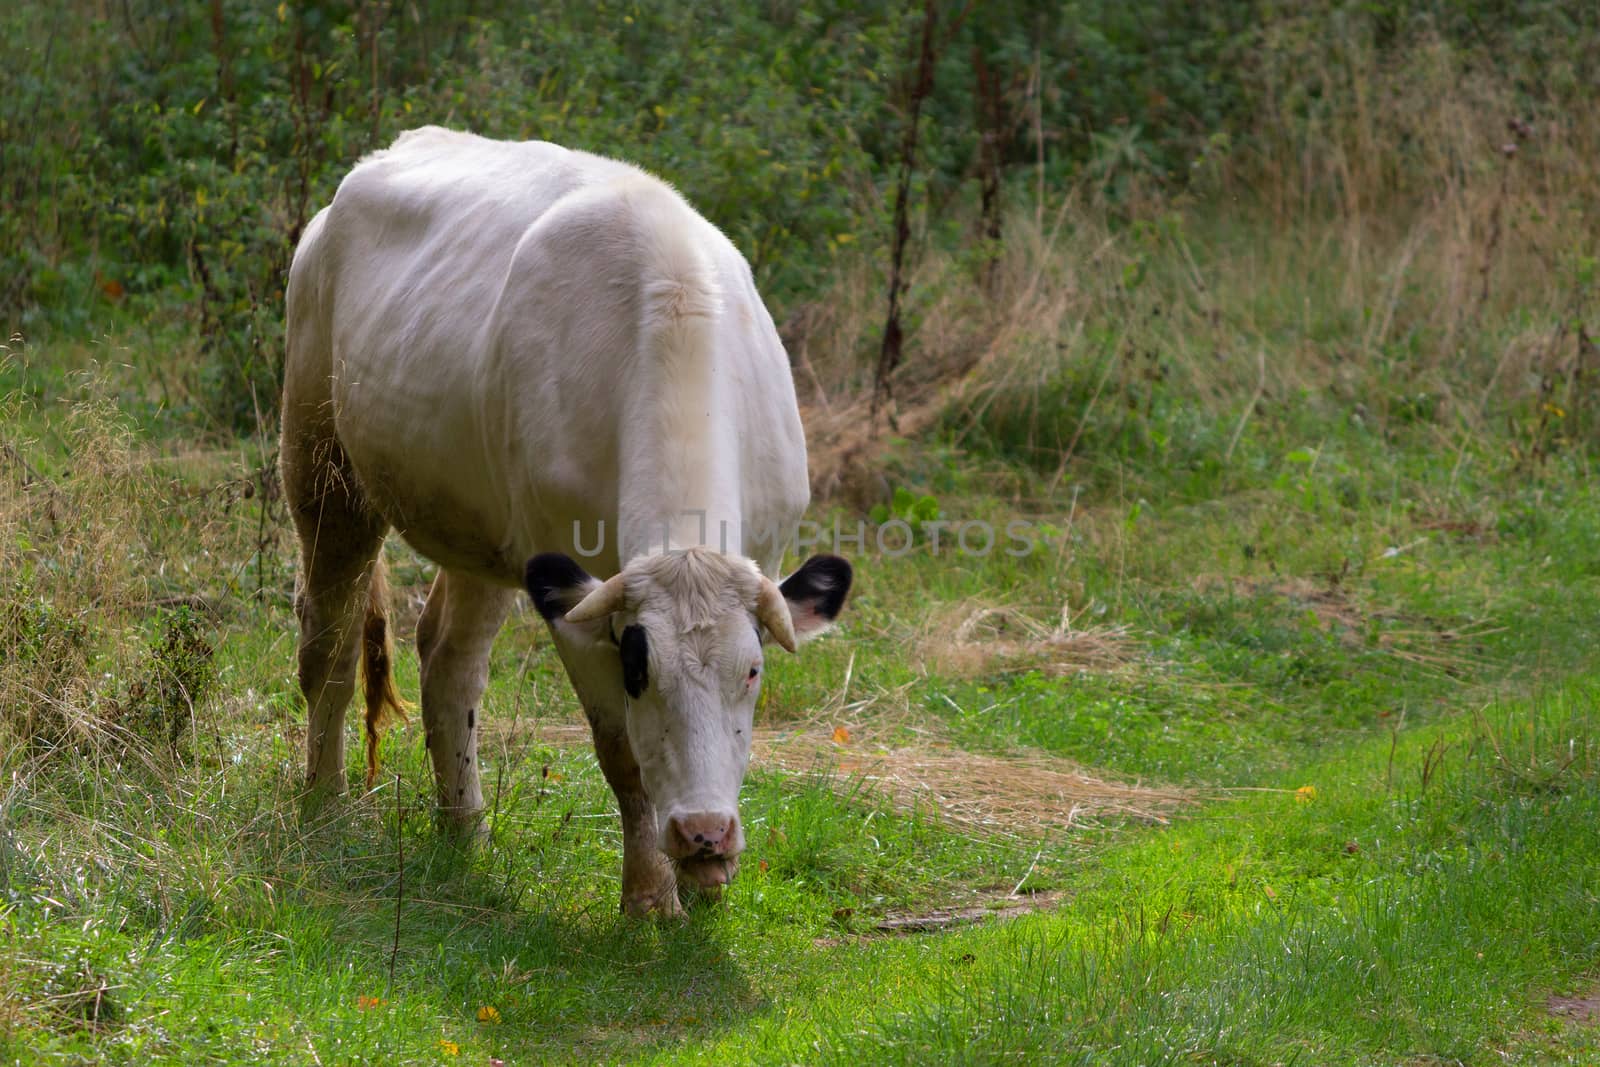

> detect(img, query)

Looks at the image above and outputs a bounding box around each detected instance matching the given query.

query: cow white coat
[281,127,850,915]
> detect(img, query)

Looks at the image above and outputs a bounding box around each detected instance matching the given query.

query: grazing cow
[280,127,851,915]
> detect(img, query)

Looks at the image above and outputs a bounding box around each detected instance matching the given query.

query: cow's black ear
[779,554,852,640]
[619,624,649,698]
[524,553,595,621]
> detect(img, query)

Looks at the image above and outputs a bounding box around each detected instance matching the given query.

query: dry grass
[1547,987,1600,1026]
[756,726,1191,841]
[503,715,1190,842]
[796,199,1114,504]
[789,29,1600,504]
[0,374,282,756]
[915,601,1141,680]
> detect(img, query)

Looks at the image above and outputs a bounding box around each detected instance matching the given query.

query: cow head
[524,548,851,890]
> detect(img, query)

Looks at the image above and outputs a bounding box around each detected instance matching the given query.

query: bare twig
[1009,846,1044,897]
[871,0,944,434]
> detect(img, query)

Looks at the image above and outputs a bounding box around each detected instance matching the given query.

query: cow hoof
[622,885,682,918]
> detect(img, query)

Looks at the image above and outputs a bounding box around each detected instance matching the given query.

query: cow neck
[615,313,743,564]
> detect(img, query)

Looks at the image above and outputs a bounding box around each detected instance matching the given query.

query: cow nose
[666,812,742,860]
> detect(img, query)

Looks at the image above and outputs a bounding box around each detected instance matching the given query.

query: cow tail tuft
[360,557,409,789]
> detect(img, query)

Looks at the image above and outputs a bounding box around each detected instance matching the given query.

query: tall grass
[796,27,1598,501]
[0,359,289,759]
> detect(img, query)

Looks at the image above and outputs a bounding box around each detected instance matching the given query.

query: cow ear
[619,624,649,697]
[778,554,852,642]
[524,553,600,622]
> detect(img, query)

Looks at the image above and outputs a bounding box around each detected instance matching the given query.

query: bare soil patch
[1548,987,1600,1025]
[814,890,1065,946]
[871,889,1064,934]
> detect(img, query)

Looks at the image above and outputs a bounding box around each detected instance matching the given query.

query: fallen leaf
[832,726,851,744]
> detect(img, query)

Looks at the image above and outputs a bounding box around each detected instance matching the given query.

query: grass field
[4,185,1600,1066]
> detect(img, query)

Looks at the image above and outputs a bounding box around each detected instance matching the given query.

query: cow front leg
[417,570,515,836]
[589,717,680,917]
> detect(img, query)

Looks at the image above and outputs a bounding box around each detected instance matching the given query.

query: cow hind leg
[285,435,391,798]
[417,569,514,835]
[588,718,681,917]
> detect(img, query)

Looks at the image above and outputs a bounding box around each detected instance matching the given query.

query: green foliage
[867,485,941,543]
[1,0,910,428]
[772,688,1600,1064]
[6,1,1596,430]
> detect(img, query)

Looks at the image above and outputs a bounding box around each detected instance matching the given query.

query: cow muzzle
[665,810,743,862]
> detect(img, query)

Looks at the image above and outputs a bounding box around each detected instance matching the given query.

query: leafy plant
[117,607,218,757]
[869,485,942,543]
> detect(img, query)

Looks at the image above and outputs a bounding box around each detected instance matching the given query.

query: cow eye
[747,666,760,680]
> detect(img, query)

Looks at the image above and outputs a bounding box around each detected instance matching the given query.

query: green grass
[12,677,1593,1063]
[676,682,1600,1065]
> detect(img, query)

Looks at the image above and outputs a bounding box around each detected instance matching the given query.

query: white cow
[280,127,851,915]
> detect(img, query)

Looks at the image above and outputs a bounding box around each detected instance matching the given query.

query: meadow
[4,2,1600,1064]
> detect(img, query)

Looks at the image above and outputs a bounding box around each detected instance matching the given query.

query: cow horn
[565,571,627,623]
[756,576,797,653]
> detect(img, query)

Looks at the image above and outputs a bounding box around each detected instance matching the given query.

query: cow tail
[360,557,409,789]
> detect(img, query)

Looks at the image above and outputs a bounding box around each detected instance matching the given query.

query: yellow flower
[439,1039,460,1056]
[476,1005,502,1024]
[1295,785,1317,804]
